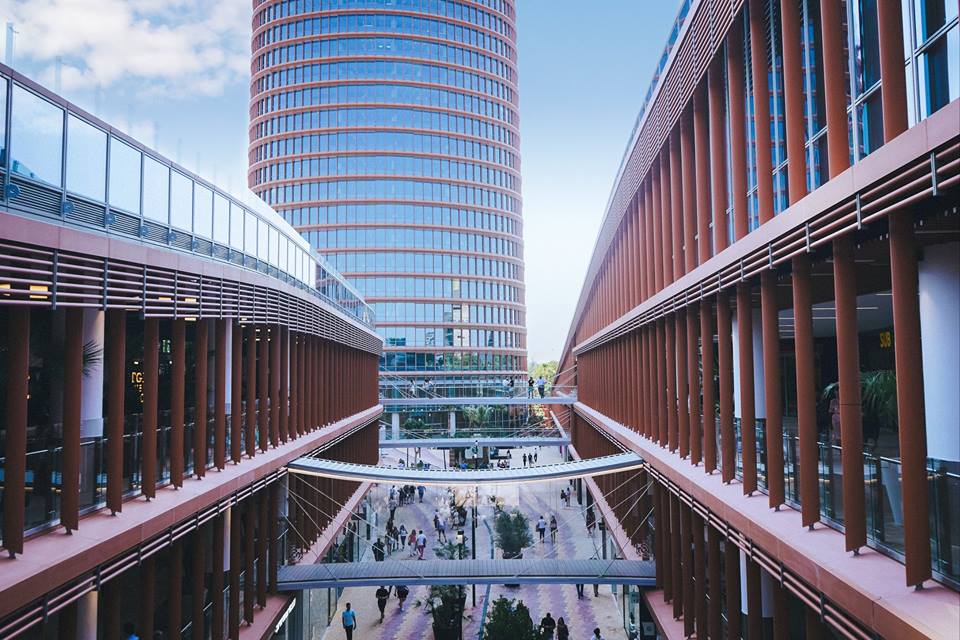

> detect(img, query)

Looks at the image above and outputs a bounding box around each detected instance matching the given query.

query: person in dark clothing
[372,537,385,561]
[575,583,585,599]
[375,586,390,622]
[396,584,409,611]
[556,617,570,640]
[593,583,600,597]
[341,603,357,640]
[539,613,557,638]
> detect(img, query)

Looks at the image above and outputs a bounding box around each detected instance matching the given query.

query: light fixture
[456,530,464,545]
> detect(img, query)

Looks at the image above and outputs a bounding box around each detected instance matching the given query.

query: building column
[687,305,701,464]
[680,502,693,633]
[102,574,122,640]
[448,411,456,436]
[279,326,289,443]
[258,326,269,452]
[61,308,83,532]
[257,491,268,607]
[877,0,908,140]
[749,0,775,225]
[694,82,711,264]
[701,302,717,473]
[80,309,105,439]
[230,321,243,463]
[727,19,749,241]
[212,512,225,639]
[76,590,98,640]
[707,526,722,638]
[215,318,228,469]
[656,321,667,446]
[670,129,684,279]
[243,497,255,623]
[717,292,735,482]
[192,524,207,640]
[889,214,932,587]
[677,311,690,458]
[680,108,698,273]
[833,237,866,552]
[169,539,183,640]
[106,309,126,514]
[819,0,851,176]
[270,326,281,447]
[268,483,279,593]
[194,319,210,478]
[736,284,758,493]
[780,0,808,200]
[170,319,186,484]
[670,494,682,619]
[724,538,741,640]
[666,315,678,452]
[792,256,820,526]
[229,503,241,638]
[140,555,156,640]
[653,159,665,292]
[708,56,728,254]
[245,324,256,457]
[692,512,707,637]
[761,271,785,508]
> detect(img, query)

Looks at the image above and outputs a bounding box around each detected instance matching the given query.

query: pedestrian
[556,617,570,640]
[396,584,409,611]
[522,453,528,467]
[539,613,557,638]
[416,529,428,559]
[341,603,357,640]
[575,583,585,599]
[590,627,605,640]
[388,496,398,522]
[593,583,600,597]
[536,515,547,543]
[418,485,425,502]
[549,515,558,543]
[527,376,535,397]
[373,537,385,561]
[433,510,441,533]
[399,523,408,542]
[537,375,546,398]
[534,450,538,464]
[437,513,447,542]
[586,507,596,535]
[375,586,391,622]
[408,529,417,556]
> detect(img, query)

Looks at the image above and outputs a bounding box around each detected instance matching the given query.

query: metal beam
[378,436,571,449]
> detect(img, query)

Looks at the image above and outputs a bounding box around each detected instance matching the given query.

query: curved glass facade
[250,0,525,385]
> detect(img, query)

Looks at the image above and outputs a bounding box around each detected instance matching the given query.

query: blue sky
[1,0,680,363]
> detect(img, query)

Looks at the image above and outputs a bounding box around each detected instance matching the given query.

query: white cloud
[0,0,249,96]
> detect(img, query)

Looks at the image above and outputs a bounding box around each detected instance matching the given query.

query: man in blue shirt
[341,602,357,639]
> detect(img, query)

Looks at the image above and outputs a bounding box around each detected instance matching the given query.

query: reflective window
[169,170,193,231]
[213,194,230,244]
[65,115,106,201]
[245,211,258,255]
[269,226,279,266]
[258,220,269,260]
[11,85,63,187]
[142,155,170,223]
[108,138,141,213]
[193,183,213,239]
[230,203,245,250]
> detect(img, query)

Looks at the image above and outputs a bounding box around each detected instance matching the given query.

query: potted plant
[483,596,538,640]
[494,509,534,586]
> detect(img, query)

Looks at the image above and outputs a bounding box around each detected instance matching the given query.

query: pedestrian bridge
[378,436,571,448]
[286,452,643,485]
[277,559,656,589]
[381,395,576,407]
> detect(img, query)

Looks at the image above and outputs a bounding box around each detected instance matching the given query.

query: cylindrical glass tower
[249,0,526,393]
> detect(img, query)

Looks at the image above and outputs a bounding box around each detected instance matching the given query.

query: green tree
[494,509,534,559]
[483,597,538,640]
[528,360,558,384]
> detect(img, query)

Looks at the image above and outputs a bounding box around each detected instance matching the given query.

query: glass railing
[379,377,577,401]
[0,63,374,328]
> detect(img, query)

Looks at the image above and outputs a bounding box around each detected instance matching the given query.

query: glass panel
[229,203,244,250]
[244,211,258,254]
[169,171,193,231]
[65,115,106,201]
[0,77,6,167]
[919,27,960,116]
[213,194,229,244]
[269,226,279,266]
[11,85,63,186]
[193,183,213,239]
[914,0,958,43]
[142,155,169,223]
[108,138,141,213]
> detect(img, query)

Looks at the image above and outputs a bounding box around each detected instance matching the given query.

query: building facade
[0,64,382,639]
[556,0,959,638]
[248,0,527,393]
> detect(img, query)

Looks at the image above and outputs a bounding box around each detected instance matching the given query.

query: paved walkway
[321,446,629,640]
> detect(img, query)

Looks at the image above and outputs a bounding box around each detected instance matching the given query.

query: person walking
[539,613,557,638]
[407,529,417,556]
[522,453,528,467]
[375,586,390,622]
[388,495,398,522]
[549,515,558,543]
[556,617,570,640]
[575,583,585,600]
[372,537,385,561]
[536,515,547,543]
[586,507,596,535]
[417,485,425,502]
[533,450,538,464]
[341,603,357,640]
[590,627,605,640]
[416,529,428,559]
[396,585,410,611]
[536,376,546,398]
[527,376,535,398]
[437,513,447,542]
[593,583,600,597]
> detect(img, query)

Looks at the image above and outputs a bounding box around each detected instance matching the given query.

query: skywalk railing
[0,63,373,327]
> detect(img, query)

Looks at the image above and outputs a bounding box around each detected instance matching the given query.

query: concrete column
[170,320,186,485]
[61,308,83,532]
[717,292,735,482]
[919,241,960,461]
[793,256,820,527]
[105,310,126,514]
[80,309,104,438]
[392,412,401,440]
[76,589,98,639]
[142,317,159,499]
[223,319,233,413]
[448,411,456,437]
[780,0,808,201]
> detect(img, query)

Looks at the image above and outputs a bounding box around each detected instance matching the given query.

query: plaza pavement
[320,445,630,640]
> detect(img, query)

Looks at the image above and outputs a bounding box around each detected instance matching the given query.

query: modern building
[248,0,527,394]
[0,64,382,639]
[556,0,959,638]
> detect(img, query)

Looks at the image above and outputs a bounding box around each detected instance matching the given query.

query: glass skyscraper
[249,0,526,392]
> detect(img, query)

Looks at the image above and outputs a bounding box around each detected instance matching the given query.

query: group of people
[535,612,608,640]
[521,450,539,466]
[535,513,559,543]
[527,375,548,398]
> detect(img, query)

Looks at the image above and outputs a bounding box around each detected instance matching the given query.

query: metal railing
[0,63,373,327]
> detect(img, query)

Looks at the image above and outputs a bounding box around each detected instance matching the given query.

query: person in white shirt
[590,628,605,640]
[536,515,547,543]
